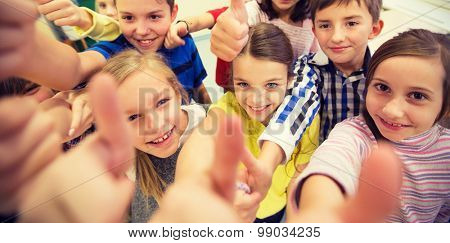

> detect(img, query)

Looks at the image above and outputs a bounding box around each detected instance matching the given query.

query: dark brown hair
[0,77,38,98]
[311,0,382,22]
[362,29,450,139]
[258,0,310,22]
[238,22,293,70]
[114,0,174,11]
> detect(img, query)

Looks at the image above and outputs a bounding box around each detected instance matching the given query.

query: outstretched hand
[17,74,135,222]
[0,0,39,79]
[287,143,403,222]
[152,116,245,222]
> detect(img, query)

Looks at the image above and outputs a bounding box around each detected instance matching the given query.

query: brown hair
[311,0,382,22]
[363,29,450,139]
[258,0,310,23]
[237,22,293,72]
[102,49,186,202]
[114,0,175,11]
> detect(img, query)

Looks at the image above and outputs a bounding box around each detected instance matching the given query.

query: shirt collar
[308,47,372,74]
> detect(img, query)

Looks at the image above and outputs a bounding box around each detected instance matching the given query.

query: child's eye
[346,21,359,27]
[236,82,249,88]
[318,23,330,29]
[157,98,170,107]
[98,3,106,9]
[121,15,134,21]
[374,83,390,92]
[266,83,278,89]
[149,15,162,20]
[128,114,141,121]
[408,92,427,101]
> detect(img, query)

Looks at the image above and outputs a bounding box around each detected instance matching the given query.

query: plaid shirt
[259,48,371,160]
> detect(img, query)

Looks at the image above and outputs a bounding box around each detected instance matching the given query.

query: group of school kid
[0,0,449,223]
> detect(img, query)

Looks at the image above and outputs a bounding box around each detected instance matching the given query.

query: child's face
[366,56,445,142]
[233,55,289,125]
[116,0,177,53]
[24,83,55,103]
[117,69,183,158]
[313,0,382,72]
[272,0,300,13]
[96,0,118,20]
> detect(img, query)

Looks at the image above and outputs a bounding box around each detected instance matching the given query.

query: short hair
[114,0,175,11]
[311,0,382,23]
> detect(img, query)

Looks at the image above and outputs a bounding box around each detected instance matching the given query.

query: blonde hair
[102,50,187,202]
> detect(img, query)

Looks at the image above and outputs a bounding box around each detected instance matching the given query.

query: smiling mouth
[134,38,157,47]
[248,104,270,113]
[378,116,411,128]
[147,126,175,145]
[330,46,349,52]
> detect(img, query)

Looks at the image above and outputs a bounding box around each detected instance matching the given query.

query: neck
[335,51,366,76]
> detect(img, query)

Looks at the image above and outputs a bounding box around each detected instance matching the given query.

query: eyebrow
[233,77,284,83]
[124,90,166,115]
[371,78,435,94]
[316,15,363,22]
[119,10,164,15]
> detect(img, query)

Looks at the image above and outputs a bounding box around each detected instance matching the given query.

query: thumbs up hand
[210,0,249,62]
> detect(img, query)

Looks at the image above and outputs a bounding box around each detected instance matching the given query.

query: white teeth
[139,40,151,44]
[383,119,405,127]
[250,105,268,111]
[149,128,173,144]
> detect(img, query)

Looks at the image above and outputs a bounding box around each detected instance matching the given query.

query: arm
[165,11,217,49]
[0,0,105,90]
[36,0,121,41]
[287,122,403,222]
[193,84,212,104]
[258,55,321,163]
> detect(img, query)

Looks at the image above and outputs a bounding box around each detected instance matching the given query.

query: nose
[143,111,161,134]
[248,88,265,106]
[106,6,117,19]
[331,25,345,43]
[382,97,405,120]
[136,20,150,36]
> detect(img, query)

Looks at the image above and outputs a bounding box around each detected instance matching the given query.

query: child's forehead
[315,0,370,19]
[115,0,170,12]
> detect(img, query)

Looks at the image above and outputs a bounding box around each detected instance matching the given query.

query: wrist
[78,9,93,30]
[176,20,190,33]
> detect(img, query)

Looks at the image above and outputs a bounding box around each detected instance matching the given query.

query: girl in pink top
[289,29,450,222]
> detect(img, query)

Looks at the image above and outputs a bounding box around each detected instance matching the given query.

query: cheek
[119,23,133,36]
[365,89,379,114]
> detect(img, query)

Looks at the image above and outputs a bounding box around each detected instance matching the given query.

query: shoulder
[182,103,207,126]
[209,92,241,115]
[88,34,130,59]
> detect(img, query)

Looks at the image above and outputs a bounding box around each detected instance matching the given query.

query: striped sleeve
[258,54,321,163]
[291,118,375,207]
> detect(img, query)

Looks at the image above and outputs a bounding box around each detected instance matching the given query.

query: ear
[368,19,384,40]
[171,4,178,23]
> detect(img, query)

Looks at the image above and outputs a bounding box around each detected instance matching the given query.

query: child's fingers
[0,112,54,171]
[88,73,133,176]
[340,143,403,222]
[240,146,259,175]
[0,132,61,197]
[69,98,86,136]
[229,0,248,25]
[210,116,245,202]
[36,0,68,15]
[0,27,28,50]
[0,0,38,24]
[0,97,36,137]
